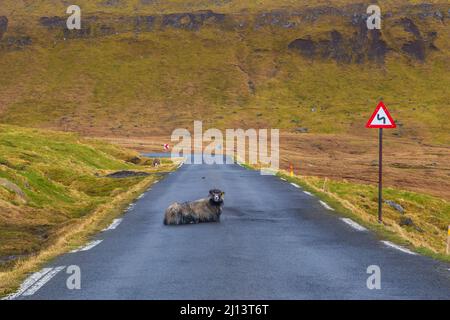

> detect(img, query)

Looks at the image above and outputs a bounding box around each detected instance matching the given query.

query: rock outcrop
[288,27,389,64]
[11,3,449,63]
[161,10,225,31]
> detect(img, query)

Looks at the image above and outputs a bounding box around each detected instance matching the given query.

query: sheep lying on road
[164,189,225,225]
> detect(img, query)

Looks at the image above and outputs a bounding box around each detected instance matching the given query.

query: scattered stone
[398,217,423,232]
[295,127,309,133]
[399,216,414,226]
[385,200,405,214]
[126,156,141,164]
[0,178,27,201]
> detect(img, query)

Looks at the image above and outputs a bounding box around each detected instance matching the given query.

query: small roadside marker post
[366,102,397,223]
[447,226,450,255]
[290,164,294,177]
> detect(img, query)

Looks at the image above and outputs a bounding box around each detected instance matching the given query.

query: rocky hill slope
[0,1,448,143]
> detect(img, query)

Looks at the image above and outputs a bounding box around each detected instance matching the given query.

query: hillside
[0,124,170,270]
[0,1,448,144]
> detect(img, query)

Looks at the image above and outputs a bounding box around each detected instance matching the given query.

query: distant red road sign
[366,102,397,129]
[163,143,170,151]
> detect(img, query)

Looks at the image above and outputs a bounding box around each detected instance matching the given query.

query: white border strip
[303,191,313,196]
[290,183,300,188]
[319,200,335,211]
[2,268,53,300]
[280,178,286,181]
[381,241,417,255]
[71,240,103,253]
[21,266,66,296]
[340,218,367,231]
[103,219,122,231]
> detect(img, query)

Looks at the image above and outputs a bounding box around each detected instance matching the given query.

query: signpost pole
[366,102,395,223]
[378,128,383,223]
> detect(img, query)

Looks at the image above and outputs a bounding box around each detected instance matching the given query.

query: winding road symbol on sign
[366,102,396,129]
[377,114,386,124]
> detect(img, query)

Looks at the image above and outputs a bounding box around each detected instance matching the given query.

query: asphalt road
[16,160,450,299]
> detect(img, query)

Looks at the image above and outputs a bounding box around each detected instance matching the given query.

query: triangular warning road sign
[366,102,397,129]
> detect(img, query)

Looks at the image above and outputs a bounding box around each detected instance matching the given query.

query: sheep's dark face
[209,189,224,204]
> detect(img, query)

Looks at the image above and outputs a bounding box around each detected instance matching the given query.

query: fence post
[447,226,450,255]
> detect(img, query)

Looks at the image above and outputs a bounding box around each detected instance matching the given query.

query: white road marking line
[137,193,145,200]
[319,200,335,211]
[22,266,66,296]
[125,205,135,213]
[280,178,287,181]
[381,241,417,255]
[2,268,53,300]
[71,240,103,253]
[303,191,313,196]
[154,180,159,183]
[340,218,367,232]
[103,218,122,231]
[290,183,300,188]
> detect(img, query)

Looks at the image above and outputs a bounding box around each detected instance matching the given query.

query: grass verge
[0,125,179,297]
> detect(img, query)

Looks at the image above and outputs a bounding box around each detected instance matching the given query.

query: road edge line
[381,241,417,255]
[21,266,66,297]
[1,267,53,300]
[102,218,123,231]
[319,200,335,211]
[340,218,367,231]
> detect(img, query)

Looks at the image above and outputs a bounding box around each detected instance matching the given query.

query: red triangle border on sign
[366,101,397,129]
